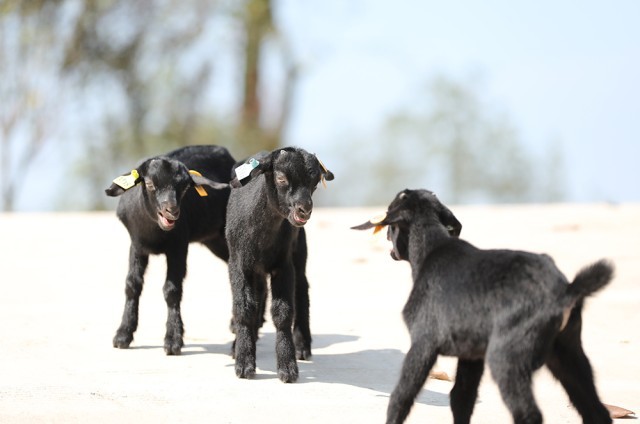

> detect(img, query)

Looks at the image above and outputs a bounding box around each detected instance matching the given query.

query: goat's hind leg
[545,308,612,424]
[163,246,188,355]
[450,359,484,424]
[113,246,149,349]
[487,346,542,424]
[386,337,438,424]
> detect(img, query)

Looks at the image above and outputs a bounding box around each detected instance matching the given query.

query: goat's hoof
[296,348,312,361]
[235,363,256,379]
[278,362,299,383]
[113,333,132,349]
[164,339,183,356]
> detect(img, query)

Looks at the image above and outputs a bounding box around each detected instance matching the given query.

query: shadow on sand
[144,332,452,408]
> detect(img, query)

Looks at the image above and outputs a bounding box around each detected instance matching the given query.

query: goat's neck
[407,224,449,280]
[249,180,287,228]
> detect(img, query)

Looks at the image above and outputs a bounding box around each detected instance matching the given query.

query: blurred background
[1,0,639,211]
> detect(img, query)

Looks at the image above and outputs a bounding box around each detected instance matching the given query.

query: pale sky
[12,0,640,210]
[279,0,640,203]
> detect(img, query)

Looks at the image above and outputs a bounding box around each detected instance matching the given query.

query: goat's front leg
[292,229,312,360]
[271,263,299,383]
[163,246,188,355]
[113,246,149,349]
[230,265,259,379]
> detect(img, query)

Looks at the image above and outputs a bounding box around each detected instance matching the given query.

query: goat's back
[406,240,571,357]
[117,145,235,249]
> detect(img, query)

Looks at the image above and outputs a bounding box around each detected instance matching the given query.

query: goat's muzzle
[290,203,311,227]
[158,206,180,231]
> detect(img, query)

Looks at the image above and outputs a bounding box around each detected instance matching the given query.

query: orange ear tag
[369,212,387,235]
[373,225,385,235]
[188,170,208,197]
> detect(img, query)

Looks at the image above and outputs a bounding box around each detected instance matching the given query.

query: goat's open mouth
[158,212,178,230]
[291,211,309,226]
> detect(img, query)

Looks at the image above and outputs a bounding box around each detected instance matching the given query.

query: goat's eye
[145,180,156,192]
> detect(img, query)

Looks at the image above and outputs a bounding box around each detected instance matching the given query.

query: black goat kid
[105,145,234,355]
[353,189,613,424]
[226,147,334,383]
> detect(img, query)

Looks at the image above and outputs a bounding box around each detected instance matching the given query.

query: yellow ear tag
[317,157,328,173]
[112,169,139,190]
[369,212,387,234]
[317,157,328,189]
[188,170,208,197]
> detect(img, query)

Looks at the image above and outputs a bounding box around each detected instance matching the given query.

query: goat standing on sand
[226,147,333,383]
[353,189,613,424]
[105,145,234,355]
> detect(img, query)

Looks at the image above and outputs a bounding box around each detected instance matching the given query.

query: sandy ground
[0,204,638,423]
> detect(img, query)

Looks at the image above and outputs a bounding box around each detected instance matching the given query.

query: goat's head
[352,189,461,261]
[230,147,334,227]
[105,156,228,231]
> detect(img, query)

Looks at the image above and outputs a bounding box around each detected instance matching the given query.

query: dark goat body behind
[226,147,334,383]
[105,145,234,355]
[353,189,613,424]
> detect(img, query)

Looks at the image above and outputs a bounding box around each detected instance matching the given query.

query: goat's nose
[295,202,312,220]
[163,204,180,220]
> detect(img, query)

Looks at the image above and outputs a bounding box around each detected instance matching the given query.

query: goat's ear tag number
[235,158,260,181]
[188,170,208,197]
[113,169,139,190]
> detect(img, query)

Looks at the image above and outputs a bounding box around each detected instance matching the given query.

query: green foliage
[331,76,564,206]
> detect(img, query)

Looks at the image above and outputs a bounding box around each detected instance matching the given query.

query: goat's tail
[565,259,614,305]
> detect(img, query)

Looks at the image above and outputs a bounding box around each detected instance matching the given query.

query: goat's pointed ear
[438,205,462,237]
[188,170,228,196]
[105,169,141,197]
[351,212,389,234]
[352,190,410,232]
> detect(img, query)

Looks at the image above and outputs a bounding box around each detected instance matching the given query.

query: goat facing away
[105,145,233,355]
[352,189,613,424]
[226,147,334,383]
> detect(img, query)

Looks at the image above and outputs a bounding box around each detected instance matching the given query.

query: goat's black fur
[106,145,234,355]
[353,189,613,424]
[226,147,334,383]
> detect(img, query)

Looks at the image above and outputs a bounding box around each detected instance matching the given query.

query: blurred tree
[0,1,66,211]
[332,76,563,206]
[237,0,299,155]
[53,0,297,209]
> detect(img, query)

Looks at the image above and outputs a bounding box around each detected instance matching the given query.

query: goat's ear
[351,212,388,234]
[438,204,462,237]
[230,157,266,188]
[105,169,141,197]
[351,190,409,232]
[188,170,228,196]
